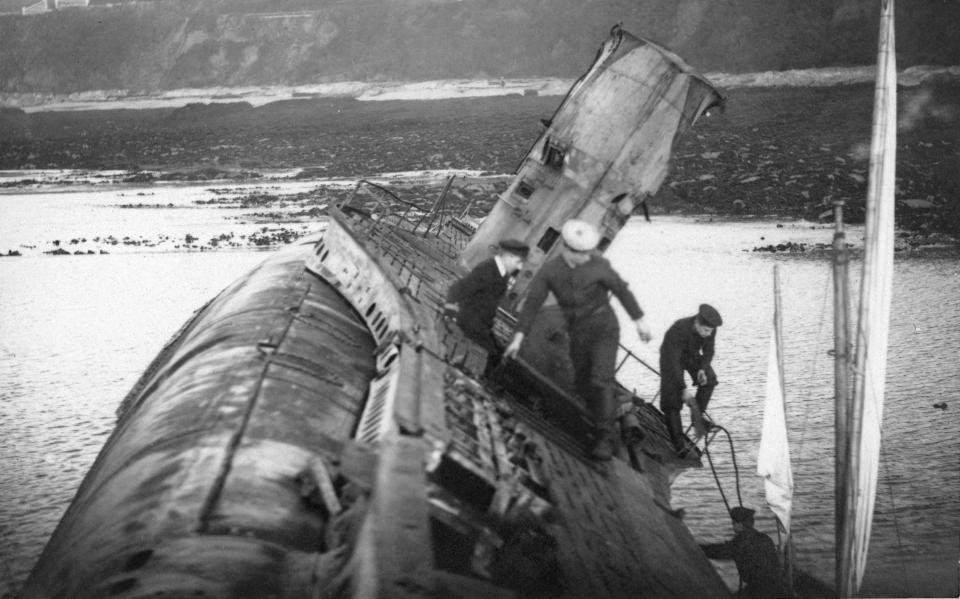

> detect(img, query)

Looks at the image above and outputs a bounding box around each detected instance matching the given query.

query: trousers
[568,307,620,427]
[661,360,717,451]
[660,361,717,412]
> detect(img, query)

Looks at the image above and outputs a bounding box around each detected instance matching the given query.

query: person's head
[729,506,755,532]
[497,239,529,272]
[694,303,722,337]
[560,219,599,266]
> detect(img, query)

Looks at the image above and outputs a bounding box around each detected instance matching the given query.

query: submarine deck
[308,202,729,597]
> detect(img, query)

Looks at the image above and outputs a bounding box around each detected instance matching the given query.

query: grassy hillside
[0,0,958,94]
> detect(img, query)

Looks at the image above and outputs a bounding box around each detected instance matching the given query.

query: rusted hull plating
[461,27,723,302]
[23,240,380,598]
[25,26,731,599]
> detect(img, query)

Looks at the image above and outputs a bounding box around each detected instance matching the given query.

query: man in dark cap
[504,219,652,460]
[659,303,722,454]
[446,239,530,377]
[700,506,782,599]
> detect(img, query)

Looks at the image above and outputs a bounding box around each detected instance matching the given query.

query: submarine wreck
[24,25,728,599]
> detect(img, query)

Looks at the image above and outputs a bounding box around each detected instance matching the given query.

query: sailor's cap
[498,238,530,258]
[698,303,723,327]
[729,506,755,523]
[561,219,600,252]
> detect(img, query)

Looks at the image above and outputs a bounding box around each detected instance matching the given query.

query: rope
[701,422,749,596]
[879,438,912,597]
[702,422,745,514]
[796,267,833,467]
[618,342,747,518]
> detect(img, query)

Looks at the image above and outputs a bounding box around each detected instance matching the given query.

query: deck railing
[338,179,470,258]
[615,343,660,378]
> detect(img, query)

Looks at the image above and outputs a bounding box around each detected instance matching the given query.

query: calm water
[611,219,960,598]
[1,180,958,597]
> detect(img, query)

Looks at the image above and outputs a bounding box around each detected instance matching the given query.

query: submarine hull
[25,26,732,599]
[23,238,380,598]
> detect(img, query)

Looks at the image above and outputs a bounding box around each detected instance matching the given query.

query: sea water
[611,218,960,598]
[1,179,958,597]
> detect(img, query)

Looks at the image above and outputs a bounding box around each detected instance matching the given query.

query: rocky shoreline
[3,173,956,259]
[1,82,958,255]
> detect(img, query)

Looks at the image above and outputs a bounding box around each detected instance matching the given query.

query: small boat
[24,26,731,599]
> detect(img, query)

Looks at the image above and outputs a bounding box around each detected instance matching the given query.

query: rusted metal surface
[25,196,725,599]
[424,360,723,597]
[24,243,379,599]
[25,26,729,599]
[460,26,723,308]
[304,199,727,597]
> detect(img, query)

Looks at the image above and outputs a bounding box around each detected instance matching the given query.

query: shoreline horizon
[3,64,959,113]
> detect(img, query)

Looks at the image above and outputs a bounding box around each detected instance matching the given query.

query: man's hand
[503,333,524,359]
[635,318,652,343]
[681,387,696,407]
[697,369,708,386]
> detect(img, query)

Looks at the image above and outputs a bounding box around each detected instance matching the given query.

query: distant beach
[2,64,958,113]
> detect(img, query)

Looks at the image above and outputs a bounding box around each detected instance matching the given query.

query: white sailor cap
[561,219,600,252]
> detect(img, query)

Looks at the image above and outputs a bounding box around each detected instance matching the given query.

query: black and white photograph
[1,0,958,597]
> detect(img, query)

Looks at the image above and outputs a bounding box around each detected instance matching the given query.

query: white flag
[757,331,794,535]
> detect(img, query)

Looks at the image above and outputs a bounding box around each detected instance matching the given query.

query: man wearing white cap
[504,219,652,460]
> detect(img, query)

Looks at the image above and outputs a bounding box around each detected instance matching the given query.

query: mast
[760,265,794,535]
[837,0,897,595]
[832,200,851,597]
[765,265,796,594]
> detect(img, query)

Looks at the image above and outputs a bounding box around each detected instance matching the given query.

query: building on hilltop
[19,0,87,13]
[21,0,50,14]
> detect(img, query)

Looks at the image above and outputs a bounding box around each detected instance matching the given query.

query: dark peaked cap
[729,506,755,523]
[498,239,530,258]
[698,303,723,327]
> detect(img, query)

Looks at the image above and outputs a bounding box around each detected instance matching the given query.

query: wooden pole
[772,266,796,598]
[832,200,851,598]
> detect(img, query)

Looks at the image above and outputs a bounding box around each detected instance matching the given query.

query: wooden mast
[832,199,851,597]
[772,265,796,596]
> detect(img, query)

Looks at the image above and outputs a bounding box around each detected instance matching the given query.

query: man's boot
[590,423,616,460]
[664,410,686,453]
[589,386,618,461]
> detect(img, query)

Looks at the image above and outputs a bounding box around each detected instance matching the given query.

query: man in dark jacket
[701,506,782,599]
[504,219,652,460]
[659,303,722,453]
[445,239,529,376]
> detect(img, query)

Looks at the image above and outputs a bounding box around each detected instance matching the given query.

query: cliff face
[0,0,957,94]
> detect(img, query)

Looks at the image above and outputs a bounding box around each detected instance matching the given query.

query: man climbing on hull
[660,303,723,455]
[446,239,529,377]
[701,506,782,599]
[505,220,652,460]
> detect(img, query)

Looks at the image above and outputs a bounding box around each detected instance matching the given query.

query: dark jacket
[701,527,781,599]
[515,254,643,335]
[446,258,508,348]
[659,315,716,394]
